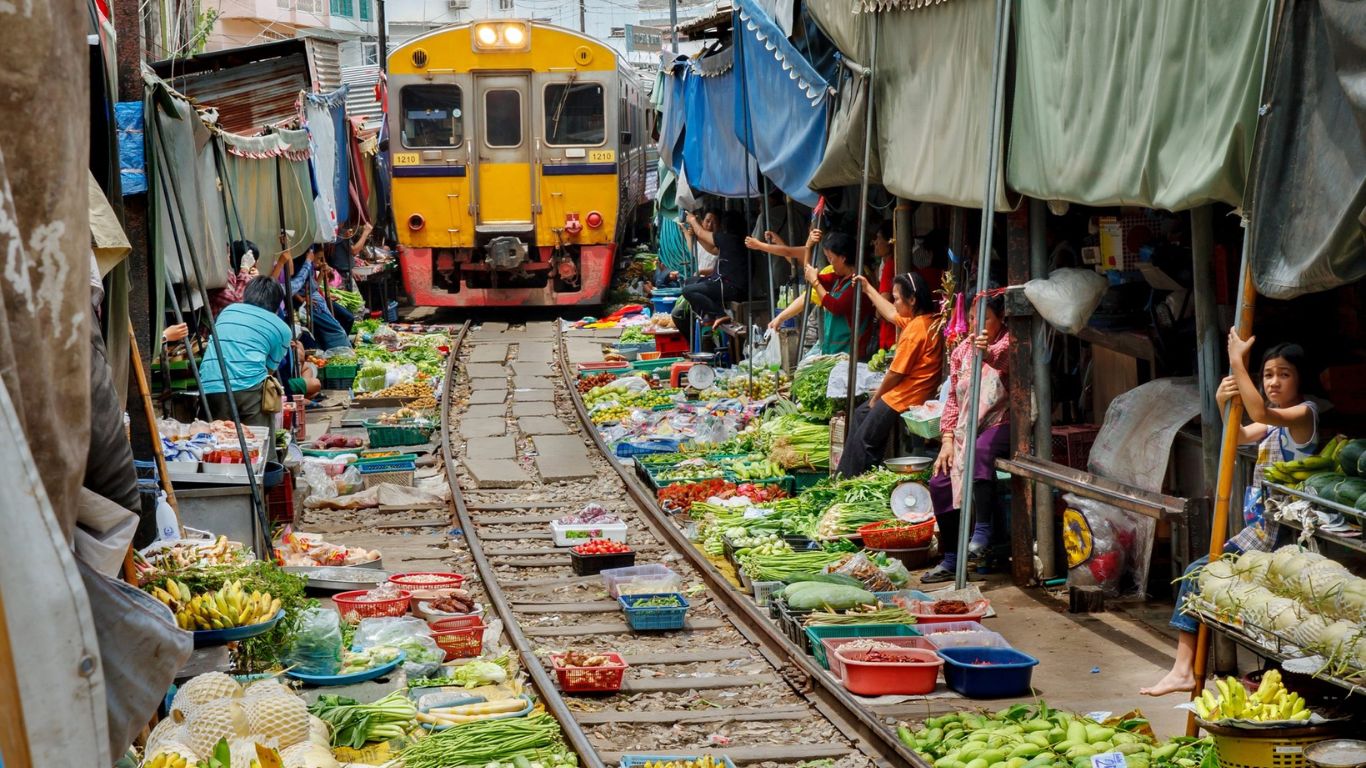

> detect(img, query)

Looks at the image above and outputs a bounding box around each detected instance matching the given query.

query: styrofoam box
[549,520,628,548]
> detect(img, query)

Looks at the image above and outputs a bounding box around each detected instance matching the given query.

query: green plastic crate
[630,357,684,373]
[804,623,923,669]
[363,420,436,447]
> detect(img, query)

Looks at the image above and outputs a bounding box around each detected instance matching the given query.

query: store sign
[625,24,663,53]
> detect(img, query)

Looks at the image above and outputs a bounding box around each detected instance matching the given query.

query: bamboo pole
[129,322,180,517]
[0,587,33,768]
[844,20,878,438]
[1186,259,1257,736]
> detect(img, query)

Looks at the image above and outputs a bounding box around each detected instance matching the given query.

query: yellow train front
[387,20,649,308]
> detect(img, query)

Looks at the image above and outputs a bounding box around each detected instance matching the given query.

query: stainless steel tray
[284,565,393,591]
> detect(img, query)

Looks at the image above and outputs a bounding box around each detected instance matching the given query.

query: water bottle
[155,491,180,541]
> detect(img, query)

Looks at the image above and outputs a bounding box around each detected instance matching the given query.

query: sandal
[920,565,954,584]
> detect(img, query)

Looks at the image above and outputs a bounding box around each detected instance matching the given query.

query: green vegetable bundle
[400,712,563,768]
[739,550,845,582]
[813,501,894,540]
[761,414,831,470]
[330,288,365,313]
[309,690,417,749]
[793,356,841,421]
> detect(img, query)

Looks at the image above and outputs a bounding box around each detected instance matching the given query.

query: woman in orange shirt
[835,271,943,477]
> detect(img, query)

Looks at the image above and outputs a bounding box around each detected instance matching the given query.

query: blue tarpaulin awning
[732,0,829,206]
[680,62,756,198]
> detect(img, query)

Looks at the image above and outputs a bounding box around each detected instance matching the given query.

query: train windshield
[544,83,605,146]
[401,85,463,147]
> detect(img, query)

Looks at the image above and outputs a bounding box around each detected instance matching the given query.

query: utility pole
[376,0,387,73]
[669,0,677,48]
[579,0,586,33]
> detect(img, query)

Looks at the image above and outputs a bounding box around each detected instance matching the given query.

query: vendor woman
[801,231,876,359]
[836,272,942,477]
[197,276,292,430]
[921,286,1011,584]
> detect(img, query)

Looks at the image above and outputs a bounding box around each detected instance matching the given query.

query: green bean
[401,712,563,768]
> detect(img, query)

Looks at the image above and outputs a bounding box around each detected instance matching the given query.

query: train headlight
[472,21,530,51]
[585,211,603,229]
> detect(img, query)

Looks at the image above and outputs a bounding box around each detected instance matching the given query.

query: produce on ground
[1194,670,1311,722]
[781,582,877,611]
[558,504,622,525]
[447,657,511,688]
[658,479,737,513]
[308,690,417,748]
[738,550,846,582]
[618,327,653,344]
[578,372,618,393]
[144,672,333,768]
[558,651,623,667]
[933,600,972,615]
[339,645,402,673]
[900,704,1212,768]
[573,539,632,555]
[148,579,282,631]
[358,381,435,402]
[275,531,380,568]
[136,536,250,576]
[634,758,729,768]
[806,605,917,625]
[426,590,477,614]
[309,434,364,450]
[724,456,785,480]
[631,595,684,608]
[815,501,894,540]
[399,711,564,768]
[657,459,724,482]
[760,412,831,470]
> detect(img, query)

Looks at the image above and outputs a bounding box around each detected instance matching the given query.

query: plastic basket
[551,652,629,693]
[619,756,736,768]
[619,593,689,631]
[836,647,943,696]
[355,456,419,473]
[266,470,295,525]
[389,572,466,591]
[917,621,1011,650]
[551,520,628,547]
[333,590,412,622]
[631,356,684,374]
[775,599,813,647]
[361,468,415,489]
[804,623,924,669]
[938,647,1038,699]
[570,548,636,576]
[615,438,684,459]
[364,420,436,448]
[752,581,783,607]
[601,565,682,598]
[1205,725,1333,768]
[824,635,936,679]
[858,519,935,549]
[429,615,484,661]
[902,411,942,439]
[903,599,992,625]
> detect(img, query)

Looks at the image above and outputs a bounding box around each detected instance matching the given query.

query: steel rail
[553,324,927,768]
[436,321,608,768]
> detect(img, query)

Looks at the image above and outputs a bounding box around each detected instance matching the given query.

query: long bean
[401,712,562,768]
[805,606,917,625]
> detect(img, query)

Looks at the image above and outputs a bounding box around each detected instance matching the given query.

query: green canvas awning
[1007,0,1270,212]
[806,0,1013,210]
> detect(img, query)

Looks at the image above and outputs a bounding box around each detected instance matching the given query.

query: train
[387,20,652,308]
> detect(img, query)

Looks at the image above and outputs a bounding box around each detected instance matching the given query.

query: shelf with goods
[1265,481,1366,556]
[1189,607,1364,698]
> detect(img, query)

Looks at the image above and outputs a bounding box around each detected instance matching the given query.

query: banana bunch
[147,579,281,631]
[142,753,191,768]
[1195,670,1312,722]
[1264,436,1346,485]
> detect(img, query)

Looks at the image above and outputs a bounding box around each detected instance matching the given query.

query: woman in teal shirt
[198,276,292,430]
[802,231,876,359]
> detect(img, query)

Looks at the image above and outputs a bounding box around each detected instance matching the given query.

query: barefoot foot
[1140,670,1196,696]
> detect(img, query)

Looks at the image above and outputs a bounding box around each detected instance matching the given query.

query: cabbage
[449,661,508,688]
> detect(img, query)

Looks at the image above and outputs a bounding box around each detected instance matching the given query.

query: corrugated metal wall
[170,53,310,134]
[306,38,344,93]
[342,64,383,131]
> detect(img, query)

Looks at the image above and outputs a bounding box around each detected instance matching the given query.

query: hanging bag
[261,374,285,414]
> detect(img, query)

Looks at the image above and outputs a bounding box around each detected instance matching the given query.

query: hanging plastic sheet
[804,0,1012,209]
[147,80,229,301]
[114,101,146,194]
[656,57,689,173]
[1244,0,1366,298]
[219,129,319,260]
[733,0,828,206]
[810,64,882,191]
[681,62,757,199]
[304,86,351,241]
[1008,0,1269,211]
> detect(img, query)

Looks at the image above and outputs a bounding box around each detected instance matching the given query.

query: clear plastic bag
[1063,494,1153,599]
[748,328,783,369]
[1023,268,1108,335]
[828,552,895,592]
[288,607,344,675]
[354,616,444,678]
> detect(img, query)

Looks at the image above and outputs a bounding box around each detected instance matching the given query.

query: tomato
[574,538,631,555]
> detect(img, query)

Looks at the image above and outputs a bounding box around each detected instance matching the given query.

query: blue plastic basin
[937,646,1039,699]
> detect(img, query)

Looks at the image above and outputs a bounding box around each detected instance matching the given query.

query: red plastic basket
[388,572,466,590]
[266,471,295,525]
[823,636,936,680]
[835,647,943,696]
[332,590,412,622]
[550,652,629,693]
[857,519,934,549]
[430,615,485,660]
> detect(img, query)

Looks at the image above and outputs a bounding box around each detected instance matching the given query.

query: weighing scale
[682,362,716,399]
[890,481,935,524]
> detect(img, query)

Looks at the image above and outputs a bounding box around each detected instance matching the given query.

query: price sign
[1091,752,1127,768]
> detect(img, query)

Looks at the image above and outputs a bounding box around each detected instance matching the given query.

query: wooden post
[0,588,33,768]
[1005,206,1035,586]
[129,322,181,522]
[1187,259,1257,736]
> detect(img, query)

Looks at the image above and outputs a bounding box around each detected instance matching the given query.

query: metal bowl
[1306,740,1366,768]
[284,565,393,591]
[885,456,933,474]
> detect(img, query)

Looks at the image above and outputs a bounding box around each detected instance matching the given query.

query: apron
[818,276,871,356]
[949,343,1008,508]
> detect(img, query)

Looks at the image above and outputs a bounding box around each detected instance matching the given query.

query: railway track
[433,319,929,768]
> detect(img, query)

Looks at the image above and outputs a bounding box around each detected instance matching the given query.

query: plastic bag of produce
[354,616,444,677]
[829,552,895,592]
[1023,267,1108,335]
[288,607,344,675]
[748,327,783,370]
